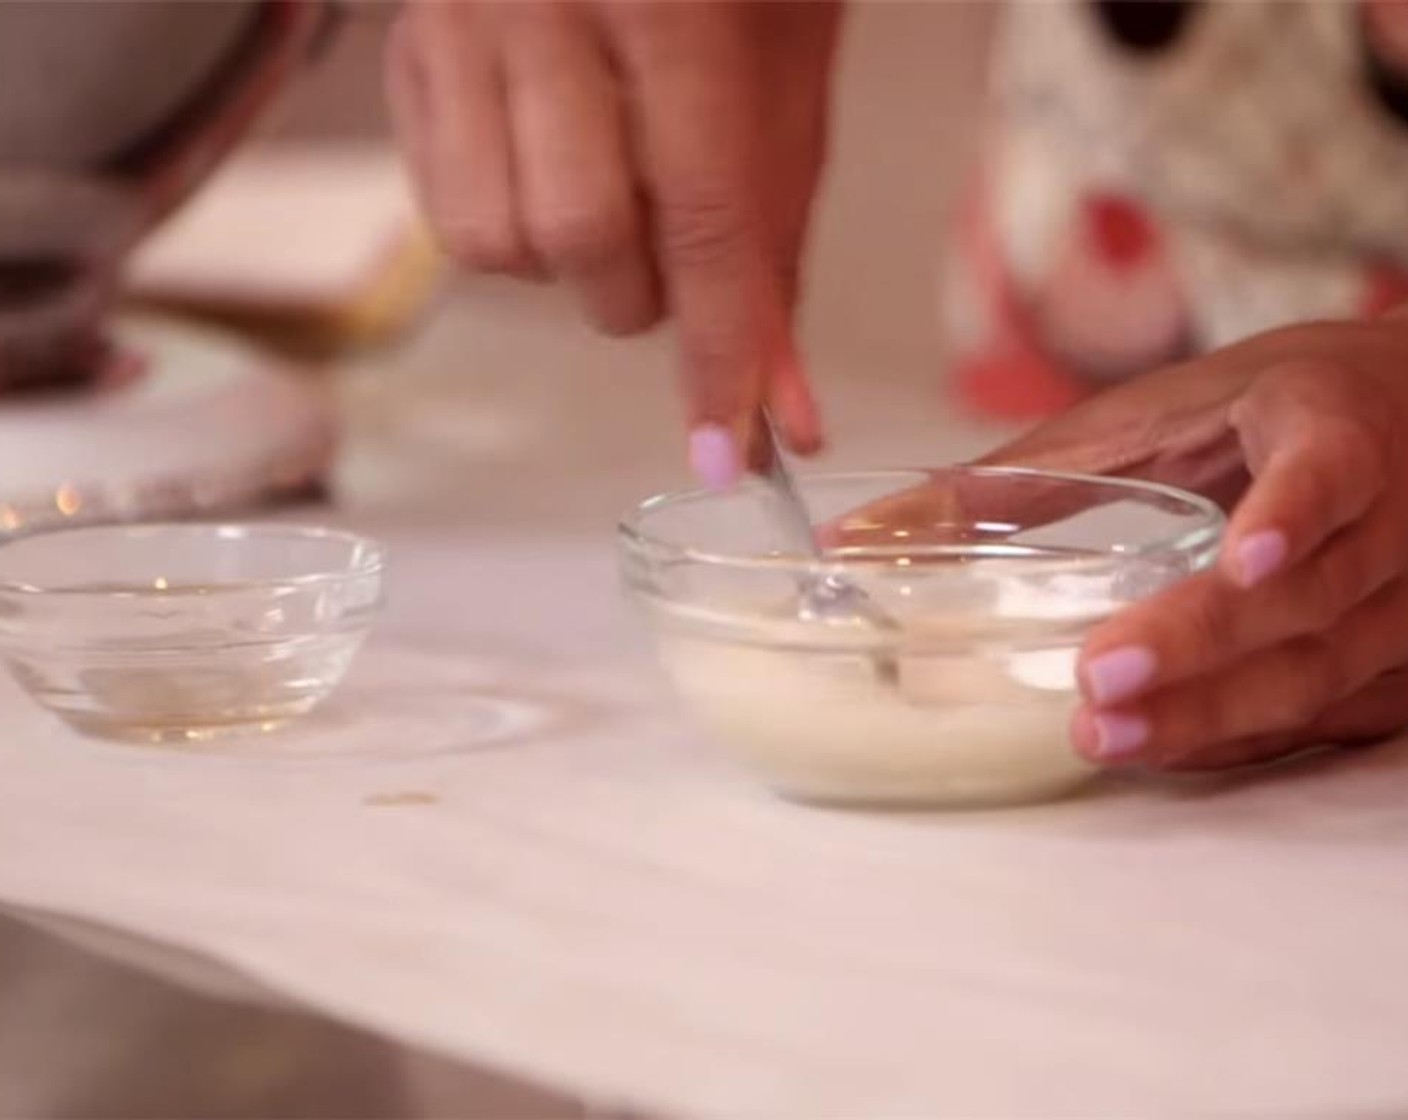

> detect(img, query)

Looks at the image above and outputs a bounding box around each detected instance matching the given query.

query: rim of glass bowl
[619,466,1225,573]
[0,523,387,599]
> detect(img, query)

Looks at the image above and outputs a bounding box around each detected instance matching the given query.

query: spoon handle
[751,409,824,560]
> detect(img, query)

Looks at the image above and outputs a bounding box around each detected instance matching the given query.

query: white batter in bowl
[621,469,1223,809]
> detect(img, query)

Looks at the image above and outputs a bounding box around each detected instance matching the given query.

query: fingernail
[689,424,742,490]
[1233,529,1288,588]
[1083,645,1158,706]
[1073,708,1149,761]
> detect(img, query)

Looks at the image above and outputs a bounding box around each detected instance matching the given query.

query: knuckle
[1348,423,1392,489]
[1292,456,1340,523]
[1284,637,1344,724]
[660,191,756,271]
[1173,586,1237,664]
[608,1,676,45]
[1256,361,1396,469]
[1267,356,1353,393]
[1150,693,1225,769]
[607,2,731,62]
[384,12,411,68]
[1198,681,1244,748]
[440,221,527,274]
[392,1,424,39]
[1300,554,1358,629]
[1320,415,1388,486]
[530,204,633,270]
[1314,647,1353,707]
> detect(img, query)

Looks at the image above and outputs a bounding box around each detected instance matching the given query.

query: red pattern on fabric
[948,174,1087,419]
[1083,194,1160,270]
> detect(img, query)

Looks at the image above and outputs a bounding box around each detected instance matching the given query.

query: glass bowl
[0,523,386,742]
[620,468,1224,809]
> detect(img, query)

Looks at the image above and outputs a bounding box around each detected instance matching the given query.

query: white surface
[2,529,1408,1117]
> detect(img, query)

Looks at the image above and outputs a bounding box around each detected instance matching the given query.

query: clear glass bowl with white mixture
[621,468,1224,809]
[0,523,386,742]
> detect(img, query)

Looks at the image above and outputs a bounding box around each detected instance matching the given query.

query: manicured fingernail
[689,424,741,490]
[1073,709,1150,761]
[1233,529,1288,588]
[1083,645,1158,706]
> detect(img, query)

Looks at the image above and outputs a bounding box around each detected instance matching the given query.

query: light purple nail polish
[1084,645,1158,706]
[1234,529,1288,588]
[689,424,741,491]
[1093,712,1149,760]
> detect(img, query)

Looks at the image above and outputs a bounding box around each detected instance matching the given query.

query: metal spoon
[751,410,900,683]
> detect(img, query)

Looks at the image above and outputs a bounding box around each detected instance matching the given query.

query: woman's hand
[385,0,841,483]
[837,319,1408,771]
[989,319,1408,770]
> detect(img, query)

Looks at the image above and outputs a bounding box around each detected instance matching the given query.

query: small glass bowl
[0,523,386,742]
[620,468,1224,809]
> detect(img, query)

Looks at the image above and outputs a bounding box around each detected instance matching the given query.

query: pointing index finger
[606,3,792,483]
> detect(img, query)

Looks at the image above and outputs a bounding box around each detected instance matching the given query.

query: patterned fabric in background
[949,0,1408,417]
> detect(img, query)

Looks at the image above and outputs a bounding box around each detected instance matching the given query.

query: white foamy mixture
[653,575,1106,808]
